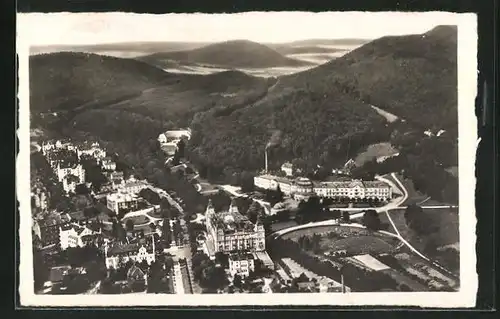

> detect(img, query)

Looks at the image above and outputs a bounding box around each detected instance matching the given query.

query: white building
[228,253,255,278]
[77,142,106,160]
[106,192,139,214]
[158,129,191,145]
[114,177,148,194]
[59,223,99,250]
[100,157,116,171]
[104,242,156,269]
[253,174,314,199]
[313,180,392,201]
[281,162,294,177]
[62,174,81,193]
[56,163,85,184]
[205,200,266,257]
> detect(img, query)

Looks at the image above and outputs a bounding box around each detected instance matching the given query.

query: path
[172,261,185,294]
[370,105,400,123]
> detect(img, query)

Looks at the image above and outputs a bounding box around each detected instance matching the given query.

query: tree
[75,184,90,195]
[83,206,100,219]
[342,211,351,223]
[331,209,341,220]
[200,264,228,290]
[233,274,242,288]
[33,249,49,291]
[149,222,156,232]
[162,218,172,247]
[362,210,381,231]
[125,219,135,232]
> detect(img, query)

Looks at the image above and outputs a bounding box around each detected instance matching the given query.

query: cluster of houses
[41,140,117,193]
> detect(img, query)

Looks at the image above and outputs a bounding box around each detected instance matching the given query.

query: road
[268,172,458,279]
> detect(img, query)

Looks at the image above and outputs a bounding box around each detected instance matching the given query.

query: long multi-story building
[254,174,392,201]
[313,180,392,201]
[253,175,315,200]
[205,199,265,257]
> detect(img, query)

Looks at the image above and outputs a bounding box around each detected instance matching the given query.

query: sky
[17,12,460,46]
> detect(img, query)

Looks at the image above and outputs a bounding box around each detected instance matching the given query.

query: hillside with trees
[139,40,310,69]
[30,26,459,204]
[281,25,458,135]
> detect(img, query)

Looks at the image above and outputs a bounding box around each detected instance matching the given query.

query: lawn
[387,208,460,274]
[354,142,399,167]
[320,235,398,256]
[281,225,400,255]
[122,215,151,226]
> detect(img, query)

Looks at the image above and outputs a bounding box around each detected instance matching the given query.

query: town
[30,125,459,295]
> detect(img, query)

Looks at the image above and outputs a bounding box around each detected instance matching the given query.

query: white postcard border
[17,11,478,308]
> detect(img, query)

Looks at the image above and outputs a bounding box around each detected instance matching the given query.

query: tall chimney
[341,273,345,293]
[265,148,268,173]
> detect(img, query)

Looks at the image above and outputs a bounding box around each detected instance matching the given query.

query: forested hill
[279,25,458,136]
[30,52,176,113]
[139,40,310,69]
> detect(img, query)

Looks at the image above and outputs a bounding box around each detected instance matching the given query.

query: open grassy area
[320,235,398,255]
[281,225,400,255]
[387,208,459,273]
[354,142,399,167]
[122,215,150,226]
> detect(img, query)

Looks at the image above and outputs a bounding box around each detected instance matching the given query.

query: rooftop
[107,192,138,202]
[210,201,255,233]
[229,252,255,261]
[107,243,153,257]
[313,180,389,189]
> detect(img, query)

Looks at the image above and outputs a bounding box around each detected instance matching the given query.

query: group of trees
[404,204,438,236]
[293,196,350,224]
[361,209,382,231]
[191,252,229,291]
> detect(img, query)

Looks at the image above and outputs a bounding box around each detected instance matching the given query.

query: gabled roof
[127,265,145,279]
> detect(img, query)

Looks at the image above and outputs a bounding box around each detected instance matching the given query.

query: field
[354,142,399,167]
[281,225,400,256]
[320,235,398,255]
[387,208,460,274]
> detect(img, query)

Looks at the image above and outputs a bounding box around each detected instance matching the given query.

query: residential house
[228,253,255,277]
[127,264,147,291]
[106,192,139,214]
[104,240,156,269]
[100,157,116,171]
[281,162,294,177]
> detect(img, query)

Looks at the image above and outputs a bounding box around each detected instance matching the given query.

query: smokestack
[265,148,268,173]
[341,273,345,293]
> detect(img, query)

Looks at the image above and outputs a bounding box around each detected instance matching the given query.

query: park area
[280,225,401,256]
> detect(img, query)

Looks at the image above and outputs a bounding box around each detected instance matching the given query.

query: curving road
[268,172,458,279]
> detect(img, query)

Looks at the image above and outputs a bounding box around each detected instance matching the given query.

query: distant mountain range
[138,40,312,69]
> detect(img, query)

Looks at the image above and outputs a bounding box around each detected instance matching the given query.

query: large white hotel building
[254,175,392,201]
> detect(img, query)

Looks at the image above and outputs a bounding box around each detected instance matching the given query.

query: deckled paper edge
[17,11,478,308]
